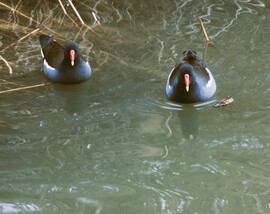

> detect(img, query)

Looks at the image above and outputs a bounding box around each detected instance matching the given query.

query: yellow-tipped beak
[184,74,190,93]
[70,49,75,67]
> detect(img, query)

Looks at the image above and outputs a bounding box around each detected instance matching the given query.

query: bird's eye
[182,50,188,54]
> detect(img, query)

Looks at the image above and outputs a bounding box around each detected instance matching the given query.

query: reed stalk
[198,17,210,42]
[0,83,51,94]
[198,17,217,62]
[67,0,85,25]
[0,55,13,74]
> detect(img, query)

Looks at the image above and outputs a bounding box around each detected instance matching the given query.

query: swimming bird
[39,34,91,83]
[166,50,216,103]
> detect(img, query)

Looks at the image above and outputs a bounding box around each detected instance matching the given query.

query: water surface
[1,0,270,213]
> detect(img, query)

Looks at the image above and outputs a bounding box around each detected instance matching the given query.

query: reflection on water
[1,0,270,213]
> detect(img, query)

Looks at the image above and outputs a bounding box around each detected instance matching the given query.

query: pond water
[1,0,270,213]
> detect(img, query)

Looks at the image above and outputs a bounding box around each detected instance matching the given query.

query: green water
[1,0,270,213]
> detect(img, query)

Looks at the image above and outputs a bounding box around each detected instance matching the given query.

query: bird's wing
[39,35,64,68]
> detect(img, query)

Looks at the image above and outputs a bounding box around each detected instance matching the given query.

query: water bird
[39,34,91,83]
[166,50,216,103]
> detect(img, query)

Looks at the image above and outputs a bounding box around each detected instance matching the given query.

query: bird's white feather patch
[205,67,214,88]
[43,59,59,80]
[43,59,55,70]
[40,48,44,58]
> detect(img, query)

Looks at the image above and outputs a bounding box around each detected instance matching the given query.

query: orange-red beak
[184,74,190,92]
[70,50,75,66]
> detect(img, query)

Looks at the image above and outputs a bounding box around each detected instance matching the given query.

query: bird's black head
[182,50,198,64]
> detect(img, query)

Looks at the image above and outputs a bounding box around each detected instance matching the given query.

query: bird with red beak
[165,50,216,103]
[39,34,92,83]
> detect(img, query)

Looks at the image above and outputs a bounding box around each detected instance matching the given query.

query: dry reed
[198,17,217,61]
[0,55,13,74]
[0,28,40,54]
[198,17,210,43]
[0,83,51,94]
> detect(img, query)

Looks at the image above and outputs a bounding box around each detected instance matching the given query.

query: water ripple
[0,202,41,213]
[200,0,266,40]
